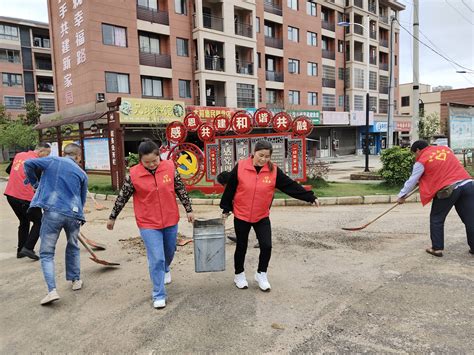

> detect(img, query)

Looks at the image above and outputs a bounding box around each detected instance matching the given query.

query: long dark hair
[138,138,160,159]
[254,140,274,171]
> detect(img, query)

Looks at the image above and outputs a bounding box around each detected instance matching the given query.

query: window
[369,71,377,90]
[379,98,388,113]
[401,96,410,107]
[322,65,335,80]
[307,32,317,46]
[0,49,20,63]
[105,72,130,93]
[289,90,300,105]
[266,89,277,104]
[256,17,260,33]
[141,76,163,97]
[354,68,364,89]
[0,24,19,40]
[237,83,255,108]
[322,94,335,109]
[338,40,344,53]
[102,24,127,47]
[395,55,398,66]
[288,59,300,74]
[175,0,187,15]
[307,62,318,76]
[345,68,350,88]
[338,95,344,107]
[257,52,261,68]
[307,1,317,16]
[369,96,377,112]
[288,26,299,42]
[338,67,344,80]
[354,95,364,111]
[2,73,22,87]
[288,0,298,10]
[178,80,191,98]
[308,92,318,106]
[337,12,344,24]
[266,57,275,71]
[138,0,157,10]
[3,96,24,109]
[395,32,398,43]
[176,38,189,56]
[33,35,50,48]
[38,98,55,114]
[264,24,274,38]
[139,33,160,53]
[258,88,262,102]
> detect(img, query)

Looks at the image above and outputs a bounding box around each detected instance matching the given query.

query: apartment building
[44,0,404,156]
[0,17,55,118]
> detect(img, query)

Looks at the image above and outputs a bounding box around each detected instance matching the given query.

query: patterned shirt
[109,169,192,220]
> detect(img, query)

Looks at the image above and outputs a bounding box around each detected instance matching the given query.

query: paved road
[0,181,473,353]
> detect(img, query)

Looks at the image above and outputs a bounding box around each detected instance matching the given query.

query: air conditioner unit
[96,93,105,102]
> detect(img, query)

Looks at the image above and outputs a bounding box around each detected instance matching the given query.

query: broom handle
[78,233,97,259]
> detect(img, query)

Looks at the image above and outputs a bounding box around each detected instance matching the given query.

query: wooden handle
[78,232,97,259]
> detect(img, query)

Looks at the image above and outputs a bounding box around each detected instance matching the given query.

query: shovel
[77,234,120,266]
[80,232,107,250]
[342,188,419,231]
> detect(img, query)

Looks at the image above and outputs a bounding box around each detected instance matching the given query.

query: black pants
[234,216,272,274]
[6,196,42,251]
[430,181,474,251]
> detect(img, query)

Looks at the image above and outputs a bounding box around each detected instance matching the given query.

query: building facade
[44,0,405,156]
[0,17,55,117]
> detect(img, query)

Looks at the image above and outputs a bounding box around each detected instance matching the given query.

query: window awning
[34,111,107,130]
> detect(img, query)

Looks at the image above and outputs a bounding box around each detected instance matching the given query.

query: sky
[1,0,473,90]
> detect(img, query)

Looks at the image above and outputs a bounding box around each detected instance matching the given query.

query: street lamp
[338,16,371,172]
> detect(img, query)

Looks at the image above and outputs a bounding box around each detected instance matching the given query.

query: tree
[0,120,38,148]
[23,101,43,126]
[0,104,10,124]
[418,112,440,142]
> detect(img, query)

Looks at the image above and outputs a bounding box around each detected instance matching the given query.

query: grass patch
[0,162,9,178]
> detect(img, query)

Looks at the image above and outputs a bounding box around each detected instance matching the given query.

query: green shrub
[379,146,415,186]
[127,152,139,168]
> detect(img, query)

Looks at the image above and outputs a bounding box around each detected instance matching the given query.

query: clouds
[399,0,474,89]
[0,0,48,23]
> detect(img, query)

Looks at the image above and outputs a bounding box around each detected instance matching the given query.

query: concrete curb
[91,193,421,206]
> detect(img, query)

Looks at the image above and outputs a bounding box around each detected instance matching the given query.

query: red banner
[166,121,187,143]
[183,112,201,131]
[186,106,236,122]
[209,146,218,176]
[231,111,253,134]
[291,144,299,174]
[272,112,292,132]
[197,123,215,142]
[213,114,231,133]
[254,108,273,127]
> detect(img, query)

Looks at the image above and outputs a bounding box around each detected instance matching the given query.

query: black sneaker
[469,250,474,255]
[17,252,26,259]
[227,236,237,243]
[19,247,40,261]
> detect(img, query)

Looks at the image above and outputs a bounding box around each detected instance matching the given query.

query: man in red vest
[4,143,51,260]
[397,140,473,257]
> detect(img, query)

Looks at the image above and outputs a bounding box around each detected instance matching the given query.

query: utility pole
[387,16,395,148]
[411,0,420,142]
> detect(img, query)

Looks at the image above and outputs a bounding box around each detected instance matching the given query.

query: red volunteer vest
[4,151,38,201]
[233,158,277,223]
[129,160,179,229]
[417,146,471,206]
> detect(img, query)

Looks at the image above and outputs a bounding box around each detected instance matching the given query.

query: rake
[341,188,419,232]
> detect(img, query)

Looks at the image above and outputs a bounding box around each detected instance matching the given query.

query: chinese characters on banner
[212,114,230,133]
[58,0,86,106]
[254,108,273,127]
[272,112,292,132]
[166,121,187,143]
[231,111,253,134]
[183,112,201,131]
[292,116,313,136]
[197,123,215,142]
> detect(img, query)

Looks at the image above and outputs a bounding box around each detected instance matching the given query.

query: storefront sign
[272,112,292,132]
[322,111,349,125]
[183,112,201,131]
[119,98,185,124]
[166,121,187,143]
[373,121,388,132]
[288,110,320,125]
[349,111,375,126]
[395,121,412,131]
[186,106,236,122]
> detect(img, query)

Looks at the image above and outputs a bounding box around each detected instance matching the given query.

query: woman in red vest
[106,139,194,309]
[397,140,473,257]
[4,143,51,259]
[220,140,319,291]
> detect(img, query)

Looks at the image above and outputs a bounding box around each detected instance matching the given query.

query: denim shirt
[24,156,88,221]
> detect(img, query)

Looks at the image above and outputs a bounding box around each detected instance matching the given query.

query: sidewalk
[322,154,383,182]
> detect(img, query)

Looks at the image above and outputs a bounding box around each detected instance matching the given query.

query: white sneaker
[72,279,83,291]
[164,272,171,285]
[234,272,248,289]
[40,289,60,305]
[153,299,166,309]
[255,272,271,291]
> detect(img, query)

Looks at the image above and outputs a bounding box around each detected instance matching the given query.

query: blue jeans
[39,211,81,292]
[140,225,178,301]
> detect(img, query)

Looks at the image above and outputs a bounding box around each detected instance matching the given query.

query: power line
[461,0,474,12]
[395,19,474,72]
[445,0,474,25]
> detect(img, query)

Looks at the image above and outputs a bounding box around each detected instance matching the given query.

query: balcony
[137,5,169,25]
[235,21,253,38]
[322,49,335,60]
[205,56,225,71]
[37,77,54,93]
[203,13,224,31]
[236,60,254,75]
[264,1,283,16]
[370,30,377,40]
[266,71,284,82]
[354,25,363,36]
[369,2,377,14]
[379,62,388,71]
[265,36,283,49]
[379,15,388,24]
[354,52,363,62]
[139,52,172,68]
[322,78,335,88]
[206,96,226,107]
[322,20,335,31]
[379,39,388,48]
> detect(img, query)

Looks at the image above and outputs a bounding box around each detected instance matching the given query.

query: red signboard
[254,108,273,127]
[197,123,215,142]
[208,146,218,176]
[168,143,205,186]
[292,116,313,136]
[272,112,292,132]
[183,112,201,131]
[395,121,412,131]
[231,111,253,134]
[291,144,299,174]
[166,121,187,143]
[186,106,236,122]
[212,114,231,133]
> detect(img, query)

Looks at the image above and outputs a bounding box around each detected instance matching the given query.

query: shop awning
[34,111,107,130]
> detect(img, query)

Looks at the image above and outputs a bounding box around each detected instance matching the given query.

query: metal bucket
[193,218,225,273]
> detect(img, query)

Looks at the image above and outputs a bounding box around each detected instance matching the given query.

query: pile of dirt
[119,233,191,256]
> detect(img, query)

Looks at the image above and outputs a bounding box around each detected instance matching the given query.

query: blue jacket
[24,156,88,221]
